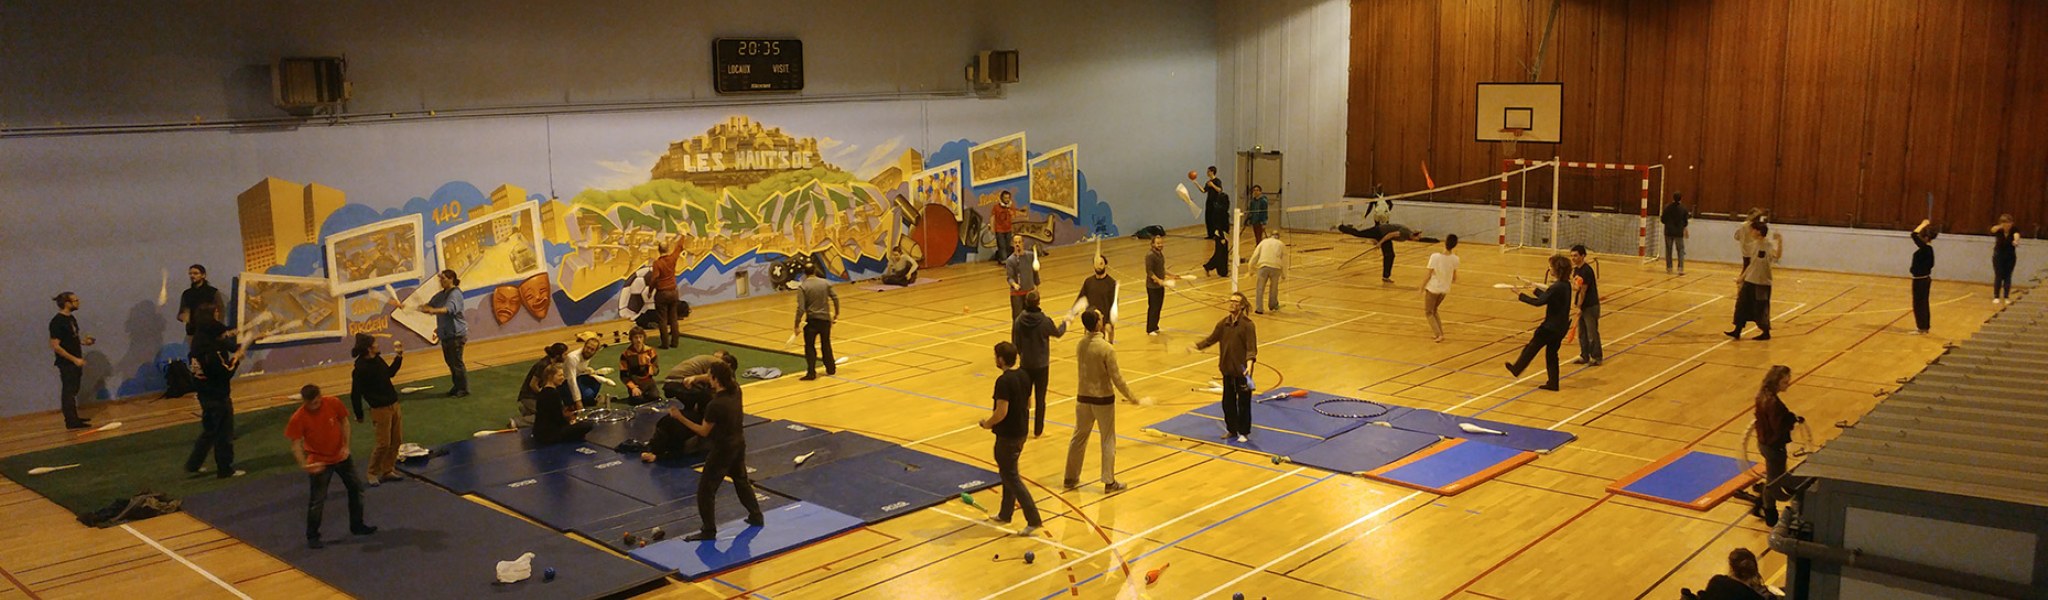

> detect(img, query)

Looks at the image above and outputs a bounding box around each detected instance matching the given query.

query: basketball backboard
[1476,82,1561,143]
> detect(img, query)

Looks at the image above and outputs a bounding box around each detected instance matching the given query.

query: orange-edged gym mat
[1364,438,1538,496]
[1606,449,1761,510]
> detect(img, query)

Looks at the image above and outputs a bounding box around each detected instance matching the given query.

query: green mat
[0,334,809,518]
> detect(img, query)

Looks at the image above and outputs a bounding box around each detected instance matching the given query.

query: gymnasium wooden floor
[0,227,1998,599]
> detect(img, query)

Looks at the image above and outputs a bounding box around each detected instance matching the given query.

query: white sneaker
[1016,525,1042,537]
[1993,298,2003,304]
[1236,435,1249,443]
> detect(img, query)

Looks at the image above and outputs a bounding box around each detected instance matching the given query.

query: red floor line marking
[0,563,43,600]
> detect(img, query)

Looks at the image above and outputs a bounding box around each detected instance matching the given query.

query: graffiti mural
[436,201,545,290]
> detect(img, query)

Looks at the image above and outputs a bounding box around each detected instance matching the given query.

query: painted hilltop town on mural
[169,115,1115,393]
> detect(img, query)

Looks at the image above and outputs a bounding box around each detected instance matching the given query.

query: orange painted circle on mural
[912,203,961,270]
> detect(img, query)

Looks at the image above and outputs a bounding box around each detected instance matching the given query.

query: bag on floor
[161,359,195,399]
[78,491,182,528]
[1132,225,1167,239]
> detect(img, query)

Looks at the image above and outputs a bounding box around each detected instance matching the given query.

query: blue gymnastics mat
[406,441,615,494]
[574,490,794,553]
[741,420,833,453]
[184,474,665,599]
[1366,438,1536,495]
[1286,424,1441,474]
[1608,450,1758,510]
[629,501,864,580]
[848,445,1001,497]
[1190,397,1376,439]
[586,409,771,451]
[744,431,894,480]
[397,431,538,476]
[565,455,704,505]
[1145,413,1323,457]
[1386,410,1576,453]
[1241,387,1416,423]
[755,445,997,523]
[473,470,655,532]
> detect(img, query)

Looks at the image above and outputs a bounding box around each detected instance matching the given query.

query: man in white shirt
[1251,232,1287,314]
[562,331,613,409]
[1423,235,1461,342]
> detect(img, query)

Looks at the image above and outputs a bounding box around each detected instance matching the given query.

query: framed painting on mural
[324,214,425,295]
[969,132,1028,186]
[1028,145,1078,217]
[237,272,345,345]
[434,201,546,290]
[911,160,964,221]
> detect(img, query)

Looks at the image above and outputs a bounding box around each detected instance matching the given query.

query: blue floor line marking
[1036,474,1340,600]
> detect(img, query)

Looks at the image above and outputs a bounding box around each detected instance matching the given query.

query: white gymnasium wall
[1216,0,1351,230]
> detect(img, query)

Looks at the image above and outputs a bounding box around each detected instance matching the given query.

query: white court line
[122,523,252,599]
[1193,490,1426,599]
[927,507,1089,554]
[971,467,1308,600]
[1547,300,1805,429]
[1445,293,1726,413]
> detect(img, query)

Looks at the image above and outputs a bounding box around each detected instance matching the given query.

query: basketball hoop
[1500,127,1528,155]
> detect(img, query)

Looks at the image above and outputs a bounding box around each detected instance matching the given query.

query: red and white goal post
[1499,158,1665,264]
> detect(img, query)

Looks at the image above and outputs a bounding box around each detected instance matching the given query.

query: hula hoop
[1314,398,1390,419]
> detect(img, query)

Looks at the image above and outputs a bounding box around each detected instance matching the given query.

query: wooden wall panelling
[1946,2,2013,229]
[1344,0,1376,196]
[1734,0,1790,219]
[1617,0,1668,181]
[1772,0,1832,225]
[1902,2,1965,229]
[1857,0,1920,229]
[1996,0,2048,235]
[1659,0,1712,215]
[1810,0,1878,228]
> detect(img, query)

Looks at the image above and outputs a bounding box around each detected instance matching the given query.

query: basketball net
[1500,127,1527,157]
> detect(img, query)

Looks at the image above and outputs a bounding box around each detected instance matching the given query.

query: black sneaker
[351,525,378,536]
[307,538,325,549]
[684,530,718,542]
[1537,383,1560,391]
[65,421,92,430]
[1724,330,1742,340]
[799,373,818,381]
[1104,482,1127,493]
[745,514,765,527]
[452,390,471,398]
[1504,362,1525,377]
[1754,333,1771,341]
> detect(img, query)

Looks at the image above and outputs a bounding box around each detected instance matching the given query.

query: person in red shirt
[651,234,687,348]
[285,384,376,549]
[991,190,1021,262]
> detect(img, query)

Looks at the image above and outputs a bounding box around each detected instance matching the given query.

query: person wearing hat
[286,383,376,549]
[563,331,611,409]
[348,333,406,484]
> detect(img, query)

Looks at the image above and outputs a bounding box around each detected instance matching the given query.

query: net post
[1499,159,1511,250]
[1638,166,1651,260]
[1550,156,1561,252]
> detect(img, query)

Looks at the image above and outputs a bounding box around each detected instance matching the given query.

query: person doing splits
[1504,255,1574,391]
[1193,293,1258,442]
[675,362,766,542]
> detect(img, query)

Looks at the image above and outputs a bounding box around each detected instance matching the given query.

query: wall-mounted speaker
[273,57,350,115]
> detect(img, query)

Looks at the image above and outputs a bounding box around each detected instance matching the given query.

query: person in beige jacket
[1062,309,1145,492]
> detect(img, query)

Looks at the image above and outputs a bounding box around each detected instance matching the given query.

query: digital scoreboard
[713,38,803,94]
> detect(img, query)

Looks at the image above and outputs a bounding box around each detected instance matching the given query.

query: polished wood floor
[0,227,1997,599]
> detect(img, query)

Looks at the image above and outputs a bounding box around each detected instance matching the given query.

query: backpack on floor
[161,359,195,398]
[1132,225,1167,239]
[78,491,182,528]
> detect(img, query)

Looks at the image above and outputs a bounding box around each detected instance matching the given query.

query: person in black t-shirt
[1203,166,1228,241]
[1568,245,1603,366]
[177,264,226,341]
[1908,220,1937,334]
[186,324,246,478]
[1661,195,1691,275]
[676,362,765,542]
[979,341,1043,536]
[349,333,405,483]
[48,292,94,430]
[532,364,592,445]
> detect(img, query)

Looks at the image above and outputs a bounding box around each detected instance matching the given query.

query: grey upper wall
[1,0,1212,125]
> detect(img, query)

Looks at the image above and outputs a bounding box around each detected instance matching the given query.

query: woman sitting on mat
[881,246,920,286]
[1680,548,1778,600]
[532,364,593,445]
[515,343,569,427]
